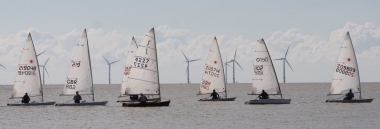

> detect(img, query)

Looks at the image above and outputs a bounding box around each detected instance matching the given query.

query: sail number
[336,64,355,77]
[124,66,131,75]
[66,79,77,89]
[254,65,263,75]
[134,57,149,68]
[18,66,36,76]
[201,80,211,90]
[72,62,81,67]
[204,65,220,78]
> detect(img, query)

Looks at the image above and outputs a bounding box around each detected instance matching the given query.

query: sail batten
[199,37,226,95]
[252,39,281,95]
[11,33,42,99]
[330,32,360,95]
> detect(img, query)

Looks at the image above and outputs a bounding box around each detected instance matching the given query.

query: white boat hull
[7,101,56,106]
[326,98,373,103]
[245,99,291,104]
[199,97,236,101]
[55,101,108,106]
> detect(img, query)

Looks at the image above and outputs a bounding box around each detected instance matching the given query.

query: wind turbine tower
[228,47,243,83]
[274,45,293,83]
[39,57,50,85]
[103,56,119,84]
[181,51,200,84]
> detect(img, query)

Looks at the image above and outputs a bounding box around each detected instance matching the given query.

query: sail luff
[152,28,161,100]
[30,34,44,102]
[261,39,282,99]
[346,32,362,99]
[84,29,95,101]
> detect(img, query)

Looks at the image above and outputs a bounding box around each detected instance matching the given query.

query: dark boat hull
[55,101,108,106]
[326,98,373,103]
[117,98,160,102]
[7,101,56,106]
[245,99,291,104]
[198,97,236,101]
[122,100,170,107]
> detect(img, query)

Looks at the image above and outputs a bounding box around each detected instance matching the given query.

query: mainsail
[120,37,138,96]
[63,29,94,96]
[330,32,360,94]
[252,39,281,95]
[199,37,226,95]
[12,33,42,98]
[125,28,160,95]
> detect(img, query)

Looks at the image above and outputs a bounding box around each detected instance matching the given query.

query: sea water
[0,83,379,128]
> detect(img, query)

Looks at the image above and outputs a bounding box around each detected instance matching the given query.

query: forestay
[199,37,225,95]
[12,33,42,98]
[63,29,93,95]
[125,28,160,95]
[120,37,138,96]
[330,32,360,94]
[252,39,281,94]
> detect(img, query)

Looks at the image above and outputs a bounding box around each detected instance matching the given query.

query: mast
[215,37,227,98]
[85,29,95,101]
[347,32,361,99]
[30,33,44,102]
[153,28,161,100]
[262,39,283,99]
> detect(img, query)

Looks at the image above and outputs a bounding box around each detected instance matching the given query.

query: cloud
[156,25,190,38]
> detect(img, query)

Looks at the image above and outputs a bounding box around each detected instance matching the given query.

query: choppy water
[0,83,379,129]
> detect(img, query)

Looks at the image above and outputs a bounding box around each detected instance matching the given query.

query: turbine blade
[110,60,120,64]
[181,50,189,61]
[234,61,244,71]
[103,56,110,64]
[44,57,50,66]
[285,45,290,58]
[286,60,293,71]
[37,50,46,57]
[188,59,201,62]
[234,47,237,60]
[44,67,50,77]
[0,64,5,69]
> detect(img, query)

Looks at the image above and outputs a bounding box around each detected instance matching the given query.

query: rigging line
[138,45,155,50]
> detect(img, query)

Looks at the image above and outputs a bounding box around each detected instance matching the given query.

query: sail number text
[134,57,149,68]
[66,79,77,89]
[336,63,355,77]
[204,65,220,78]
[72,62,81,67]
[124,66,131,75]
[18,66,36,76]
[254,65,264,75]
[201,80,211,90]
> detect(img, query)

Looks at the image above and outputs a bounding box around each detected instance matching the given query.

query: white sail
[12,33,42,98]
[199,37,225,95]
[330,32,360,94]
[252,39,281,94]
[63,29,93,95]
[120,37,138,96]
[125,28,160,95]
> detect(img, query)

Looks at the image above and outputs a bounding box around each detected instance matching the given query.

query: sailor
[259,90,269,99]
[343,89,354,100]
[73,91,82,103]
[139,93,147,104]
[210,90,219,99]
[22,93,30,104]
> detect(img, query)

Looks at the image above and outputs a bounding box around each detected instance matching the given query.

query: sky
[1,0,380,84]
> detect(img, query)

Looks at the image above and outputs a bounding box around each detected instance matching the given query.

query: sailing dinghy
[245,39,291,104]
[197,37,236,101]
[7,33,56,106]
[326,32,373,103]
[55,29,108,106]
[122,28,170,107]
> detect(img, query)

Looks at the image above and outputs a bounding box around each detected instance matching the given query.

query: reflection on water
[0,83,379,128]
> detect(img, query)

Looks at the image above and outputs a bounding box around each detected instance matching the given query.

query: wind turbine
[103,56,119,84]
[181,50,200,84]
[0,64,5,69]
[224,59,232,83]
[39,57,50,85]
[228,47,243,83]
[274,45,293,83]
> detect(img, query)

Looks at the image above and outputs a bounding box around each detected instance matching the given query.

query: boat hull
[326,98,373,103]
[245,99,291,104]
[198,97,236,101]
[122,100,170,107]
[55,101,108,106]
[117,98,160,102]
[7,101,56,106]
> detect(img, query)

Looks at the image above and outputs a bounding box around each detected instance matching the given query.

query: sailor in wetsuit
[343,89,354,100]
[139,93,147,104]
[22,93,30,103]
[259,90,269,99]
[210,90,219,99]
[73,91,82,103]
